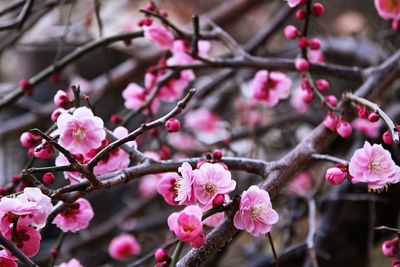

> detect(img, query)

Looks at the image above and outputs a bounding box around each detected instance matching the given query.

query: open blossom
[108,233,141,260]
[4,225,41,257]
[349,141,400,190]
[53,198,94,232]
[233,185,279,236]
[375,0,400,20]
[55,259,83,267]
[57,107,106,154]
[194,163,236,207]
[157,172,180,205]
[175,162,196,205]
[0,251,16,267]
[251,70,292,107]
[122,83,159,113]
[167,205,205,248]
[143,23,174,49]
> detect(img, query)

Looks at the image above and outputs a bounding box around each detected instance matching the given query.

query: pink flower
[203,211,224,228]
[54,90,73,109]
[251,70,292,107]
[108,233,141,260]
[352,118,380,138]
[382,238,399,257]
[185,109,220,133]
[158,72,194,102]
[143,23,174,49]
[167,205,205,248]
[287,0,302,7]
[175,162,196,205]
[290,87,309,113]
[20,132,39,148]
[53,198,94,232]
[307,49,325,64]
[55,258,83,267]
[233,185,279,236]
[325,167,347,185]
[55,153,86,184]
[288,171,313,196]
[375,0,400,20]
[122,83,159,113]
[167,132,201,151]
[349,141,400,190]
[194,162,236,207]
[139,174,161,197]
[4,225,41,257]
[57,107,106,154]
[323,112,339,131]
[0,251,16,267]
[157,173,180,205]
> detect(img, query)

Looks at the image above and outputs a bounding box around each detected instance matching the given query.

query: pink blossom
[185,109,220,133]
[349,141,400,190]
[251,70,292,107]
[53,198,94,232]
[54,90,72,109]
[175,162,196,205]
[33,140,54,159]
[55,153,86,184]
[203,211,224,228]
[157,172,180,205]
[158,72,194,102]
[307,50,325,64]
[352,118,380,138]
[167,132,201,151]
[122,83,159,112]
[325,167,347,185]
[287,0,302,7]
[233,185,279,236]
[0,251,16,267]
[167,205,205,248]
[143,23,174,49]
[288,171,313,196]
[4,225,41,257]
[57,107,106,154]
[55,258,83,267]
[194,162,236,207]
[323,112,339,131]
[108,233,141,260]
[139,174,161,197]
[20,132,39,148]
[290,87,309,113]
[375,0,400,20]
[382,238,399,257]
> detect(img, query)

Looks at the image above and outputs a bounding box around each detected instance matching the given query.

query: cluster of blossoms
[325,141,400,191]
[374,0,400,31]
[381,237,400,267]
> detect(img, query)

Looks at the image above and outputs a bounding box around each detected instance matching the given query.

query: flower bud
[336,120,352,138]
[298,37,309,48]
[323,113,338,131]
[19,79,33,96]
[312,2,325,16]
[301,89,314,103]
[309,38,321,50]
[357,105,369,119]
[325,95,338,107]
[155,248,170,263]
[325,167,346,185]
[382,130,394,145]
[54,90,73,109]
[51,108,64,123]
[213,149,223,160]
[212,194,225,207]
[283,25,299,40]
[295,9,306,20]
[315,79,329,92]
[295,58,310,72]
[43,172,55,185]
[165,118,181,133]
[367,112,379,122]
[34,141,54,159]
[382,238,399,257]
[20,132,39,148]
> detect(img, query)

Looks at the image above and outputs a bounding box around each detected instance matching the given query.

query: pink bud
[19,79,33,96]
[51,108,64,123]
[20,131,39,148]
[325,167,346,185]
[298,37,309,48]
[212,194,225,207]
[165,118,181,133]
[110,114,122,124]
[336,120,352,138]
[301,89,314,103]
[51,248,58,257]
[323,112,338,131]
[382,238,399,257]
[33,141,54,159]
[43,172,55,185]
[54,90,72,109]
[324,95,338,107]
[143,3,155,11]
[393,260,400,267]
[382,130,394,145]
[393,20,400,31]
[295,58,310,72]
[357,105,369,119]
[309,38,321,50]
[367,112,379,122]
[312,2,325,16]
[155,248,170,262]
[295,9,305,20]
[315,79,329,92]
[160,145,171,160]
[284,25,299,40]
[160,10,168,17]
[11,175,21,184]
[213,149,223,160]
[301,79,311,90]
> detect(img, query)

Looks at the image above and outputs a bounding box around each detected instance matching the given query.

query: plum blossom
[57,107,106,154]
[158,72,194,102]
[139,152,164,197]
[167,205,205,248]
[108,233,141,260]
[287,0,302,8]
[352,118,380,138]
[0,251,16,267]
[194,162,236,207]
[122,83,159,113]
[251,70,292,107]
[4,225,41,257]
[55,259,83,267]
[174,162,196,205]
[290,87,309,113]
[53,198,94,232]
[157,172,180,205]
[203,211,224,228]
[233,185,279,236]
[349,141,400,190]
[185,109,220,134]
[143,22,174,49]
[288,171,313,196]
[375,0,400,20]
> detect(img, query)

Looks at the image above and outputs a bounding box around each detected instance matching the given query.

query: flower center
[72,125,86,141]
[369,155,384,174]
[389,0,399,11]
[251,203,266,220]
[203,182,216,196]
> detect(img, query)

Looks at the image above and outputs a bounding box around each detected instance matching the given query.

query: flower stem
[169,241,184,267]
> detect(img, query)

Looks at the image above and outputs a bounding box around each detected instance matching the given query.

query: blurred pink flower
[349,141,400,190]
[307,49,325,64]
[352,118,380,138]
[185,109,220,133]
[251,70,292,107]
[108,233,141,260]
[375,0,400,20]
[57,107,106,154]
[157,172,180,205]
[55,259,83,267]
[233,185,279,236]
[53,198,94,232]
[290,87,309,113]
[167,205,205,248]
[194,163,236,207]
[287,0,302,7]
[143,23,174,49]
[288,171,313,195]
[175,162,196,205]
[122,83,159,113]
